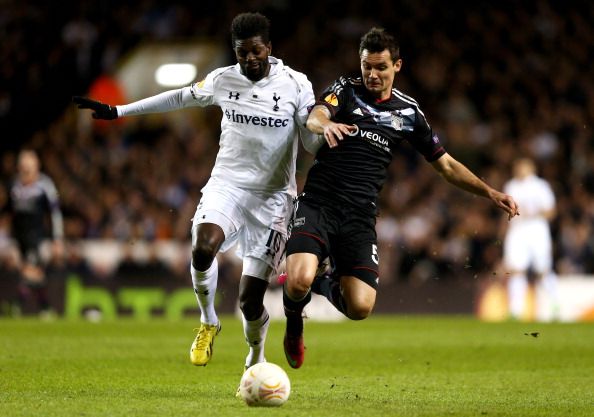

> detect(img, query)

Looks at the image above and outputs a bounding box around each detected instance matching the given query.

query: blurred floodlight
[155,63,197,87]
[116,42,226,99]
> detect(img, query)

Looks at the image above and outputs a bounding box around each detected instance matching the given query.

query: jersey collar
[375,94,392,104]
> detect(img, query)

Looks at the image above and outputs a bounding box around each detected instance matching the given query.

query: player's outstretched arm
[74,87,202,120]
[73,96,118,120]
[431,152,520,220]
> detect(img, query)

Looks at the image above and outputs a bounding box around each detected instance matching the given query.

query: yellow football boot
[190,323,221,366]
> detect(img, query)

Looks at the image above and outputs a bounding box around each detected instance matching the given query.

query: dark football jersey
[8,173,63,246]
[303,76,445,213]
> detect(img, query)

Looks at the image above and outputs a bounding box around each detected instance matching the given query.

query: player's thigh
[340,276,376,318]
[18,239,42,266]
[192,186,242,249]
[530,236,553,274]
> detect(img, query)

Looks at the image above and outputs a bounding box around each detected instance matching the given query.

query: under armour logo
[229,91,240,100]
[273,93,280,111]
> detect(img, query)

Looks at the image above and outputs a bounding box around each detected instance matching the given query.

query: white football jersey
[117,57,316,196]
[503,174,555,272]
[504,174,555,231]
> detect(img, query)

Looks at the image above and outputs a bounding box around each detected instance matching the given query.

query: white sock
[541,272,560,316]
[242,308,270,368]
[191,258,219,325]
[541,272,559,302]
[508,273,528,319]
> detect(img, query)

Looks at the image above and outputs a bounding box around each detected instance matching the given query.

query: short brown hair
[359,27,400,62]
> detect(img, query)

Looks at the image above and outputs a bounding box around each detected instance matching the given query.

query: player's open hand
[72,96,118,120]
[494,192,520,220]
[323,123,358,148]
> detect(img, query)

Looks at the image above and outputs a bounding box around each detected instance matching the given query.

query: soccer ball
[238,362,291,407]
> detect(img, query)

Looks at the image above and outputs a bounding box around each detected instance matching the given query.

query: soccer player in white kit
[74,12,319,369]
[503,158,558,320]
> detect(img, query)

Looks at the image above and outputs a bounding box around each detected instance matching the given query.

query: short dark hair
[230,12,270,46]
[359,27,400,62]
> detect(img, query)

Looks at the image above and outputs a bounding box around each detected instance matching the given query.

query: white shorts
[503,224,552,274]
[192,181,292,281]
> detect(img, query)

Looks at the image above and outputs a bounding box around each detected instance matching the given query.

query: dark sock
[311,273,330,295]
[283,285,312,313]
[37,287,50,311]
[283,286,311,335]
[323,279,348,316]
[285,312,303,336]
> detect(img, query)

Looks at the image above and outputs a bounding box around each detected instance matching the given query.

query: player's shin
[283,284,311,317]
[282,284,310,368]
[242,308,270,368]
[191,258,219,325]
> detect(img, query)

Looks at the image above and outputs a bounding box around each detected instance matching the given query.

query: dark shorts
[286,195,379,289]
[16,238,42,266]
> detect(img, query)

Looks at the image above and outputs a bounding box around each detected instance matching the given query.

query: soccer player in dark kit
[5,149,64,315]
[282,27,520,368]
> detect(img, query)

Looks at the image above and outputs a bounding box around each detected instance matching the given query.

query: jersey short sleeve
[40,174,64,239]
[188,68,220,107]
[296,80,315,126]
[317,77,348,117]
[288,69,319,154]
[407,109,445,162]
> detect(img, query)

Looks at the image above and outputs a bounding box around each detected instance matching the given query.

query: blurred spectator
[113,243,175,286]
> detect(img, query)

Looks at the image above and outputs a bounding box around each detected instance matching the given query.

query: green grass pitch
[1,315,592,417]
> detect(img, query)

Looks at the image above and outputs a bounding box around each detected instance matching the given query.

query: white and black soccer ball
[238,362,291,407]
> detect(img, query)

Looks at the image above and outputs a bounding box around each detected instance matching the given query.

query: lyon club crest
[391,113,403,130]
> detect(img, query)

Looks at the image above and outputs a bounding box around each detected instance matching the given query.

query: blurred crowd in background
[1,0,594,287]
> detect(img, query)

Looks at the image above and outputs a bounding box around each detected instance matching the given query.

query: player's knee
[239,296,263,321]
[346,300,373,321]
[191,243,217,271]
[286,273,312,298]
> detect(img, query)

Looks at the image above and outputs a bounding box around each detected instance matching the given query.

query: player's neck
[375,93,391,103]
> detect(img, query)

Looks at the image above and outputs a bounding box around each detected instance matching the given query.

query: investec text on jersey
[225,109,289,127]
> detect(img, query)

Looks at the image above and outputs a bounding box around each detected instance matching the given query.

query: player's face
[514,158,536,179]
[17,152,40,184]
[360,49,402,100]
[234,36,271,82]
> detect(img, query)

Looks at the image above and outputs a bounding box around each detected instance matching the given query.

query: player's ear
[266,42,272,55]
[393,58,402,73]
